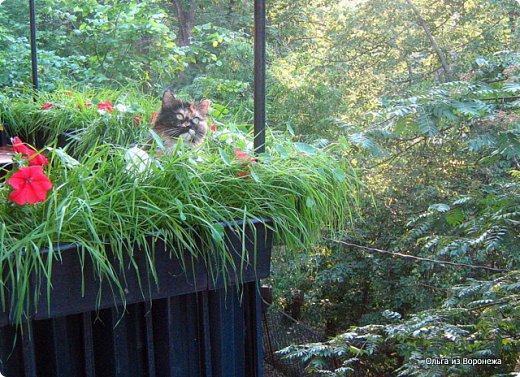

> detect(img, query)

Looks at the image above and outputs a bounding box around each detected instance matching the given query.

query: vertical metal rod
[254,0,266,154]
[29,0,39,92]
[254,283,264,377]
[143,304,156,377]
[22,322,37,377]
[201,292,213,377]
[82,312,96,377]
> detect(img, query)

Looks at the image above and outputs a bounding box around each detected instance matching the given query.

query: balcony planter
[0,219,272,325]
[0,219,272,377]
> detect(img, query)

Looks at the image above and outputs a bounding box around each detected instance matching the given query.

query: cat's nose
[182,122,189,128]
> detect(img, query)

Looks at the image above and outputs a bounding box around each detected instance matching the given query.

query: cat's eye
[191,118,200,125]
[175,113,184,121]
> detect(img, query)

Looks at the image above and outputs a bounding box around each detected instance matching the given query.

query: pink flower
[11,136,48,166]
[210,124,217,132]
[40,103,53,110]
[97,101,113,113]
[7,166,53,205]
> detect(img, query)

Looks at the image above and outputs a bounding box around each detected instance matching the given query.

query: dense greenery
[0,0,519,374]
[0,89,358,324]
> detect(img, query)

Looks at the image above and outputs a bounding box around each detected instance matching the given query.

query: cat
[151,90,211,153]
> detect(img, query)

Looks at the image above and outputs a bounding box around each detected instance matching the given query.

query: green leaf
[148,129,164,149]
[306,197,316,208]
[417,111,437,136]
[218,148,231,164]
[274,145,288,158]
[348,133,386,157]
[332,168,346,182]
[429,203,450,212]
[210,223,225,242]
[174,199,187,221]
[503,82,520,94]
[250,170,261,182]
[338,135,350,151]
[294,142,318,155]
[446,208,464,226]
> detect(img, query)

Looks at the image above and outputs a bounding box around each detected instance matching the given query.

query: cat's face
[153,90,211,147]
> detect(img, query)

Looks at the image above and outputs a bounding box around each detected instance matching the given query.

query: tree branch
[364,137,424,170]
[478,95,520,102]
[404,0,453,81]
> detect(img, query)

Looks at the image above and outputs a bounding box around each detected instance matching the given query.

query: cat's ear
[198,99,211,115]
[161,90,178,109]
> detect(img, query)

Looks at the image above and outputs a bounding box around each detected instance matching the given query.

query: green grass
[0,89,360,324]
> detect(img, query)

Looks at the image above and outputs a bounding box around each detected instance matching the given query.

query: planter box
[0,219,272,377]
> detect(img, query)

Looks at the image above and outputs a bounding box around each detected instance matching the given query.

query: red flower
[149,112,158,124]
[97,101,113,113]
[233,148,256,178]
[7,166,53,205]
[210,124,217,132]
[233,148,256,163]
[11,136,33,155]
[133,115,142,126]
[11,136,48,165]
[40,103,53,110]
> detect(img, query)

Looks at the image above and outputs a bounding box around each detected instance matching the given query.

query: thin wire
[260,296,324,339]
[328,239,511,272]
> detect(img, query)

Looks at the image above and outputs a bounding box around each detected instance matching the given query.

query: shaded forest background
[1,0,519,375]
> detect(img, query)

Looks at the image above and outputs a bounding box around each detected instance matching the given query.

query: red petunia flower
[11,136,49,165]
[97,101,113,113]
[149,112,158,124]
[233,148,256,177]
[11,136,33,156]
[210,124,217,132]
[7,165,53,205]
[233,148,256,163]
[133,115,142,126]
[40,103,53,110]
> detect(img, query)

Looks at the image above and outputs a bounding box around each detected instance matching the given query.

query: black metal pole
[254,0,266,154]
[29,0,39,92]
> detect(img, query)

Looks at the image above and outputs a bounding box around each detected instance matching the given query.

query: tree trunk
[404,0,453,82]
[227,0,237,22]
[171,0,196,46]
[509,11,519,36]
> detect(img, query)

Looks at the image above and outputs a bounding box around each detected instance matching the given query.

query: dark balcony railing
[0,283,264,377]
[0,220,273,377]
